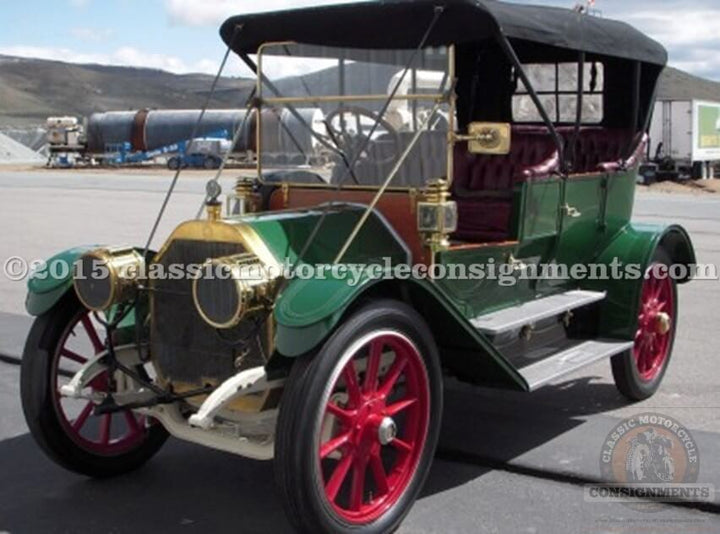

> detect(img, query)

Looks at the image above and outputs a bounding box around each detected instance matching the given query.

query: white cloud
[513,0,720,80]
[0,45,224,75]
[164,0,358,26]
[625,10,720,47]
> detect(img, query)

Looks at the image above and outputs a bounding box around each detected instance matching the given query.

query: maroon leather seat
[452,126,559,243]
[558,127,635,173]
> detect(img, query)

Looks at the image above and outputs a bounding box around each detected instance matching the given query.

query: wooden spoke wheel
[612,250,678,401]
[20,294,167,477]
[274,300,442,534]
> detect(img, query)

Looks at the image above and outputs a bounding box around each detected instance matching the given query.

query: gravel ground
[0,134,44,164]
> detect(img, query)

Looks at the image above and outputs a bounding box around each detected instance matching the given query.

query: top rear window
[512,62,604,124]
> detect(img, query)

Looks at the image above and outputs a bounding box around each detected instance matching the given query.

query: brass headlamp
[73,247,145,312]
[192,252,279,329]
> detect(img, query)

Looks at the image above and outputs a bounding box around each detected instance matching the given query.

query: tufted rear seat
[452,126,560,243]
[558,127,635,174]
[451,126,642,243]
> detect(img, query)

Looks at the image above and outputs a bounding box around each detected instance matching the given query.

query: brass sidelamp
[417,179,457,252]
[227,177,261,216]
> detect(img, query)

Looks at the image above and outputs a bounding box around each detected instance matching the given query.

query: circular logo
[599,413,700,511]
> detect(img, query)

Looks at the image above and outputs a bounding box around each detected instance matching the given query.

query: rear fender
[586,223,695,340]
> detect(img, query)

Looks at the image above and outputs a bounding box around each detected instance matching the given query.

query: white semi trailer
[646,99,720,181]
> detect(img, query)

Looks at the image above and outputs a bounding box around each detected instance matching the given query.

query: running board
[520,339,634,391]
[471,290,606,336]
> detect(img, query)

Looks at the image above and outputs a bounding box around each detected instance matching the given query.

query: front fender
[274,270,378,357]
[586,223,695,340]
[25,246,98,316]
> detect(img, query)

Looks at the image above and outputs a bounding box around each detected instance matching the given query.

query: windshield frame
[253,41,456,191]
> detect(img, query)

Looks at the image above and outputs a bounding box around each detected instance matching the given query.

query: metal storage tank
[85,108,325,157]
[86,111,137,152]
[142,110,251,152]
[86,109,255,153]
[278,108,326,155]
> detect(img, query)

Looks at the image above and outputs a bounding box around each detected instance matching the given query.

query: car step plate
[520,339,634,391]
[471,290,606,336]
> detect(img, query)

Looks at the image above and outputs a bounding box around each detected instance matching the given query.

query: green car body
[26,168,695,392]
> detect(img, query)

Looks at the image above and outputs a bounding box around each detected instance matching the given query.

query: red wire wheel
[633,264,675,382]
[317,331,430,524]
[51,311,149,455]
[274,300,442,534]
[21,294,167,477]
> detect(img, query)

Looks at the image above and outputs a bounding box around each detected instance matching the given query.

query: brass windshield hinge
[281,183,290,208]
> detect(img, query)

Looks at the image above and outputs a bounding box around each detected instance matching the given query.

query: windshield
[256,43,453,188]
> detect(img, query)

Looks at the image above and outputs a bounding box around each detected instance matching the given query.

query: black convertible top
[220,0,667,66]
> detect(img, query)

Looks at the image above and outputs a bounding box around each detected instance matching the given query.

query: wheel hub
[655,312,671,335]
[633,268,675,382]
[350,396,392,449]
[377,416,397,445]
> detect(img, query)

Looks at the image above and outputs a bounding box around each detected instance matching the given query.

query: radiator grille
[150,238,266,386]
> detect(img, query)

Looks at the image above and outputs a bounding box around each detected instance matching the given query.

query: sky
[0,0,719,80]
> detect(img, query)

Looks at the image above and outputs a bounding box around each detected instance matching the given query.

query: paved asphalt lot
[0,168,719,533]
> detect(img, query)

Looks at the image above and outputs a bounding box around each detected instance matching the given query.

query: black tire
[274,300,442,534]
[204,156,221,170]
[20,292,168,478]
[167,157,180,170]
[611,249,678,401]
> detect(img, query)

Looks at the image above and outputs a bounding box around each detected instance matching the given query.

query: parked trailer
[645,99,720,182]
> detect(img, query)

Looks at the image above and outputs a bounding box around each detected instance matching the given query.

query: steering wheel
[323,106,401,167]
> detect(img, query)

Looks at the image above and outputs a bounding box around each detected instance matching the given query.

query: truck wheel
[275,300,442,534]
[204,156,220,170]
[167,157,180,170]
[20,293,168,478]
[611,250,677,401]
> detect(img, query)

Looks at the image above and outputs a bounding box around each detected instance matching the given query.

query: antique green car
[20,1,695,532]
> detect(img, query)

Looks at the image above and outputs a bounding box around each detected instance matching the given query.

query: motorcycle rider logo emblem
[595,412,703,511]
[625,427,678,483]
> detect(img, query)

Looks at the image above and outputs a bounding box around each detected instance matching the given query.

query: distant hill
[657,66,720,101]
[1,55,720,130]
[0,55,254,127]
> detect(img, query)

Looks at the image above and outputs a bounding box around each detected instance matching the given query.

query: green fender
[274,270,378,357]
[274,269,528,391]
[586,223,695,340]
[25,246,99,316]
